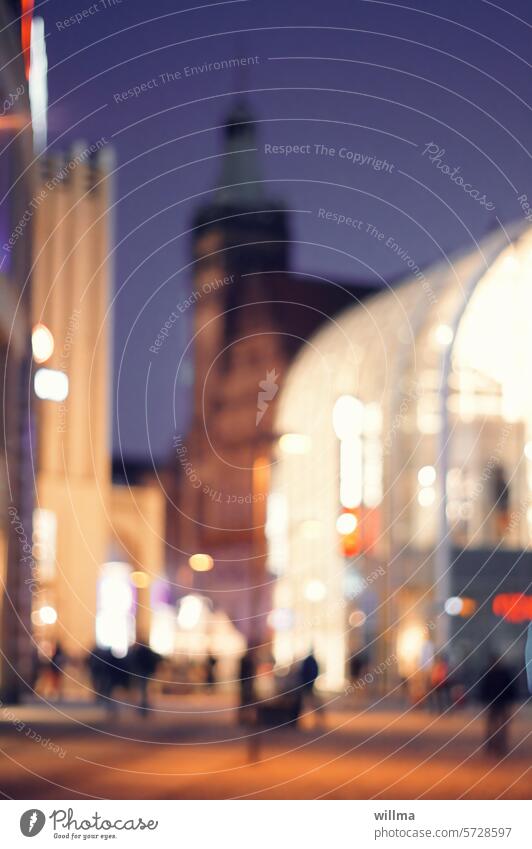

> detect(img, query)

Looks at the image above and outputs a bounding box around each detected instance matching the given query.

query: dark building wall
[0,0,35,701]
[450,547,532,697]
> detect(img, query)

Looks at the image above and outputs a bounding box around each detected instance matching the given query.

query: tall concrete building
[167,102,374,643]
[31,145,114,656]
[32,147,165,668]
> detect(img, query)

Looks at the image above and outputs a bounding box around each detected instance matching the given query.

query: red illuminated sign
[21,0,34,80]
[492,594,532,624]
[338,507,380,557]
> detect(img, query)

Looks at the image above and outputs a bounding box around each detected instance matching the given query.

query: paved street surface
[0,695,530,799]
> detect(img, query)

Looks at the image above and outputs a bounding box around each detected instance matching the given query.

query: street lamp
[188,553,214,572]
[33,367,68,401]
[31,323,54,363]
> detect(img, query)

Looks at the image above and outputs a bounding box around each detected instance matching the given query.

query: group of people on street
[31,627,531,757]
[87,641,162,716]
[238,647,321,727]
[425,650,521,757]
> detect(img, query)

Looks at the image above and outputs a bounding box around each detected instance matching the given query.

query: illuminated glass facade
[268,224,532,692]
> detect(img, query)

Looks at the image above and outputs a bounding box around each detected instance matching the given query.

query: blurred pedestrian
[300,650,319,693]
[419,629,435,697]
[429,653,451,713]
[45,642,66,700]
[238,646,259,762]
[205,653,218,689]
[491,464,510,541]
[238,647,257,719]
[130,641,161,716]
[479,655,517,756]
[88,645,117,714]
[349,650,367,683]
[526,622,532,695]
[299,649,324,725]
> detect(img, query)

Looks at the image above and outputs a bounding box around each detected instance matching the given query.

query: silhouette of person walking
[299,650,323,725]
[130,641,161,717]
[479,655,517,756]
[205,653,218,689]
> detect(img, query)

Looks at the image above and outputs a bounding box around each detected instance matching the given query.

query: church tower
[173,101,291,640]
[168,101,369,642]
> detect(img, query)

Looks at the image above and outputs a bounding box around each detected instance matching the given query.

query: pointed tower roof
[213,99,266,207]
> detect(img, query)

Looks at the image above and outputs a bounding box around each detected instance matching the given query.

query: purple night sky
[38,0,532,459]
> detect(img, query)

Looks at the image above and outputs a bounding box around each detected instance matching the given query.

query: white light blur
[418,465,436,487]
[340,437,363,508]
[98,563,133,612]
[34,368,69,402]
[32,508,57,582]
[363,439,383,507]
[267,608,294,631]
[336,512,358,535]
[396,624,425,675]
[150,604,175,656]
[29,17,48,153]
[177,594,204,630]
[96,562,135,657]
[524,442,532,461]
[418,487,436,507]
[433,324,454,347]
[444,597,463,616]
[332,395,364,440]
[452,238,532,423]
[299,519,322,540]
[265,492,288,575]
[32,323,54,363]
[37,605,57,625]
[278,433,311,455]
[363,403,382,435]
[304,579,327,602]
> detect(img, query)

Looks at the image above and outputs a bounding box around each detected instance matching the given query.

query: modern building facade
[270,223,532,692]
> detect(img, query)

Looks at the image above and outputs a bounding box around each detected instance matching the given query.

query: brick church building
[165,101,376,643]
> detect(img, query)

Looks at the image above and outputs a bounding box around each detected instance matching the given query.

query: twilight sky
[39,0,532,460]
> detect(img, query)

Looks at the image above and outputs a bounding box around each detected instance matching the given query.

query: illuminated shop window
[96,561,135,658]
[32,508,57,582]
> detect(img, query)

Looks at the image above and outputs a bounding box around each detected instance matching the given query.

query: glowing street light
[34,368,68,402]
[32,323,54,363]
[433,323,454,347]
[336,512,358,535]
[188,553,214,572]
[131,571,150,589]
[32,605,57,625]
[418,465,436,487]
